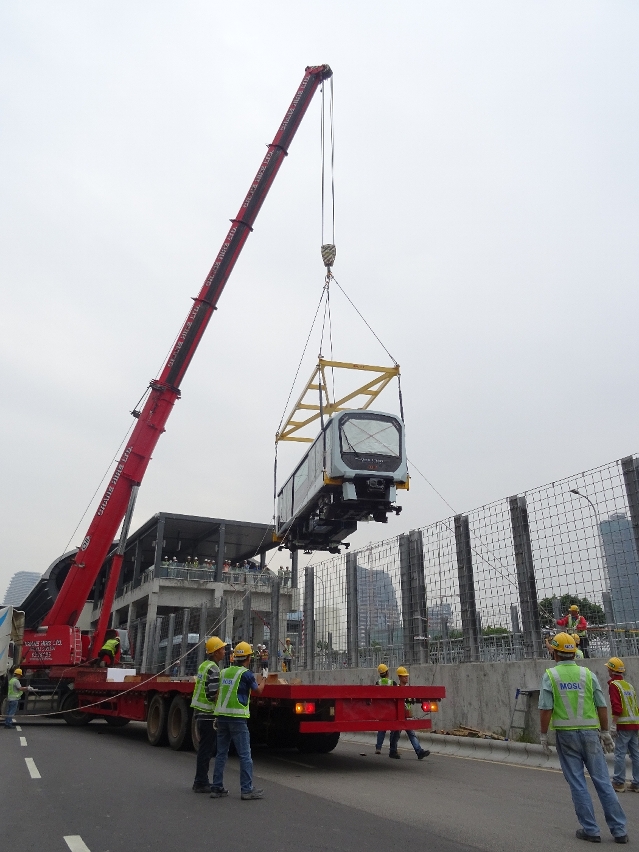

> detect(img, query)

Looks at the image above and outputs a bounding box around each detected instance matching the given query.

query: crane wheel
[61,691,92,726]
[167,695,193,751]
[146,694,169,746]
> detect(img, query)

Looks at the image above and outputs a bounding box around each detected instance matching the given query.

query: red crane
[37,65,332,662]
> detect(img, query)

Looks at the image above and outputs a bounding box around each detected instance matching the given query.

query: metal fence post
[219,595,229,644]
[454,515,480,662]
[150,616,163,673]
[291,550,299,590]
[509,495,542,658]
[197,603,208,667]
[242,593,252,644]
[270,579,280,673]
[303,565,315,670]
[552,597,561,622]
[215,523,226,582]
[165,612,176,674]
[399,531,428,664]
[179,608,190,676]
[346,551,359,668]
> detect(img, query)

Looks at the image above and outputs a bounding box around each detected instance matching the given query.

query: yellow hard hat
[13,668,23,676]
[233,641,253,660]
[396,666,409,677]
[569,605,579,612]
[546,632,576,654]
[607,657,625,674]
[206,636,225,654]
[377,663,389,674]
[572,634,581,646]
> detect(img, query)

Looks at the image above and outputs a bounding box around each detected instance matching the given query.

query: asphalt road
[2,720,638,852]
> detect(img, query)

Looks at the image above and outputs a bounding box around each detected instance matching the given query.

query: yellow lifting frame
[276,358,400,444]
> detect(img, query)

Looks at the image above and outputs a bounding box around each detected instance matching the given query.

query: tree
[538,594,605,629]
[482,626,509,636]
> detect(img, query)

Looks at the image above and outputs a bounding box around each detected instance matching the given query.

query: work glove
[540,734,552,756]
[610,722,617,736]
[600,731,615,754]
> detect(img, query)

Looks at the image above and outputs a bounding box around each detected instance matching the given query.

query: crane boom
[44,64,332,631]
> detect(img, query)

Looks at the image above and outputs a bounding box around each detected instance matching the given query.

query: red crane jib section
[43,64,332,631]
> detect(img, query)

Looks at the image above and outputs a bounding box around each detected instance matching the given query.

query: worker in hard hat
[557,604,590,657]
[282,637,293,672]
[388,667,430,760]
[191,636,226,793]
[606,657,639,794]
[97,629,121,667]
[374,664,397,754]
[212,641,266,800]
[4,668,36,728]
[572,635,585,660]
[539,633,627,843]
[259,644,269,678]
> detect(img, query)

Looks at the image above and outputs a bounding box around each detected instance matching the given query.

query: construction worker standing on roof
[374,664,397,755]
[388,667,430,761]
[191,635,226,793]
[212,641,266,800]
[539,632,627,844]
[557,604,590,658]
[606,657,639,794]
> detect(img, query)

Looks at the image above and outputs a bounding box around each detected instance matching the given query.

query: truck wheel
[147,694,168,746]
[297,732,340,754]
[104,716,131,727]
[61,692,92,726]
[167,695,193,751]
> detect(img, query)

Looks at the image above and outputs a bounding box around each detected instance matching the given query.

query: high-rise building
[427,602,453,638]
[356,564,402,647]
[600,513,639,627]
[2,571,42,607]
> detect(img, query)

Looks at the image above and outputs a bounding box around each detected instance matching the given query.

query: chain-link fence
[299,454,639,668]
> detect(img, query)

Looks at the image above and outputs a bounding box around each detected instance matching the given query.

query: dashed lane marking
[15,725,22,731]
[20,737,27,746]
[64,837,91,852]
[25,757,41,779]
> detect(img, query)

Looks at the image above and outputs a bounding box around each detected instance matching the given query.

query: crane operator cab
[275,410,408,553]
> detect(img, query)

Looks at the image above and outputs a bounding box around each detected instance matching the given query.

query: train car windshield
[340,415,400,458]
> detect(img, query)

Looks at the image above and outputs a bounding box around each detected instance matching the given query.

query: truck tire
[167,695,193,751]
[61,692,92,726]
[104,716,131,727]
[147,694,168,746]
[297,732,340,753]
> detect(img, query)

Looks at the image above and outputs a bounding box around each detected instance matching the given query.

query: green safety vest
[214,665,250,719]
[611,679,639,725]
[547,663,599,730]
[101,638,119,654]
[567,616,586,637]
[191,660,220,713]
[7,677,22,700]
[575,650,584,659]
[378,677,393,686]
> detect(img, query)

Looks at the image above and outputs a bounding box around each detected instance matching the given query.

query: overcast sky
[1,2,638,600]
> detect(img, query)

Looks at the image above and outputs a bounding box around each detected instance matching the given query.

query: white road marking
[64,837,92,852]
[15,725,22,731]
[25,757,41,779]
[20,736,27,746]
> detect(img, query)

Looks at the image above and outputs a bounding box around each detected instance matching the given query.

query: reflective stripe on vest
[378,678,392,686]
[191,660,219,713]
[101,638,119,654]
[612,680,639,725]
[567,616,586,637]
[7,677,21,700]
[214,666,250,718]
[548,664,599,730]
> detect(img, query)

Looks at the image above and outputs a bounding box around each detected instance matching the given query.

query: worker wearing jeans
[539,633,627,844]
[190,636,225,793]
[606,657,639,793]
[374,664,397,754]
[389,666,429,760]
[212,642,266,800]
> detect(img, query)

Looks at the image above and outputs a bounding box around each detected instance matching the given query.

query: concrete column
[291,550,299,590]
[125,601,137,632]
[179,608,190,676]
[602,591,615,625]
[150,616,163,673]
[345,551,359,668]
[242,593,252,644]
[154,516,165,573]
[270,579,281,672]
[132,540,143,589]
[303,565,315,670]
[197,603,208,667]
[400,530,428,665]
[215,523,226,582]
[140,590,159,673]
[260,551,266,571]
[621,456,639,564]
[165,612,176,674]
[509,496,542,658]
[133,618,143,668]
[552,597,561,622]
[454,515,480,662]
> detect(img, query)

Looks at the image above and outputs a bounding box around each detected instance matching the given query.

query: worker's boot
[192,783,211,793]
[241,787,264,800]
[628,783,639,792]
[575,830,601,843]
[613,782,626,793]
[389,752,400,759]
[209,786,229,798]
[417,749,430,760]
